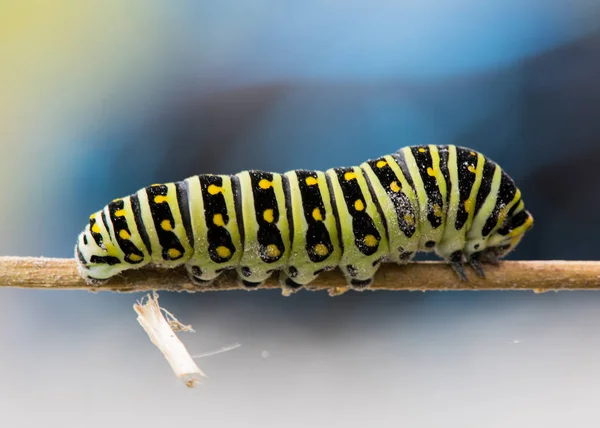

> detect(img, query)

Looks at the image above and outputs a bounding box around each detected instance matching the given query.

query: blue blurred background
[2,1,600,426]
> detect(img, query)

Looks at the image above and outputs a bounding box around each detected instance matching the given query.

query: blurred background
[2,1,600,426]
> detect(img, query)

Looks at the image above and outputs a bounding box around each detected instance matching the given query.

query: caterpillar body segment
[325,166,389,288]
[280,170,342,290]
[75,145,534,291]
[185,174,243,284]
[360,154,421,264]
[141,182,195,266]
[233,171,292,287]
[396,146,448,252]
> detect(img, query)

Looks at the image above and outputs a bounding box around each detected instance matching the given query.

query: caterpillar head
[75,210,148,284]
[486,209,534,259]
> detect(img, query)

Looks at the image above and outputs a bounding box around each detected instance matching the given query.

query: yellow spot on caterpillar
[390,181,401,192]
[266,244,281,258]
[305,176,318,186]
[167,248,182,259]
[363,234,378,247]
[114,209,126,217]
[263,209,275,223]
[312,207,323,221]
[354,199,365,211]
[118,229,131,240]
[89,214,96,220]
[154,195,168,203]
[404,213,415,225]
[112,198,122,203]
[258,179,272,189]
[91,223,101,234]
[313,243,329,256]
[160,219,173,231]
[213,214,225,227]
[418,147,426,153]
[433,204,442,218]
[467,165,476,174]
[470,151,476,156]
[376,160,387,168]
[207,184,223,195]
[128,254,143,262]
[344,171,357,181]
[497,209,508,227]
[464,199,473,213]
[427,167,435,177]
[216,246,232,258]
[106,250,119,258]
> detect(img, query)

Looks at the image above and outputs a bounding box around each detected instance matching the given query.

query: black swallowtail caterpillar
[76,145,533,292]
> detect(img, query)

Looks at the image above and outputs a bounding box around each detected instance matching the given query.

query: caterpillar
[75,145,533,292]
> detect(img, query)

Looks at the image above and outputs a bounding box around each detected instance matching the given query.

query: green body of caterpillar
[75,145,534,292]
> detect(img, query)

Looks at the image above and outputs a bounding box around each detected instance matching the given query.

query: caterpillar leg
[339,255,388,290]
[481,248,500,265]
[447,250,468,282]
[467,252,486,278]
[235,265,273,289]
[185,264,221,286]
[339,262,376,290]
[279,264,337,296]
[468,246,509,277]
[279,270,305,296]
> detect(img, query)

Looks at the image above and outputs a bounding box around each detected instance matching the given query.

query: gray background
[1,1,600,427]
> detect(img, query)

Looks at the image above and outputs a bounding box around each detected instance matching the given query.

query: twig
[1,257,600,293]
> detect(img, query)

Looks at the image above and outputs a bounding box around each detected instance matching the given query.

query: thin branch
[1,257,600,293]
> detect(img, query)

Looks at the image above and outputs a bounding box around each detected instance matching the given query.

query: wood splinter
[134,292,206,387]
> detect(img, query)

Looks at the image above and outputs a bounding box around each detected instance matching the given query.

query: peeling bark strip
[1,257,600,293]
[134,292,205,388]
